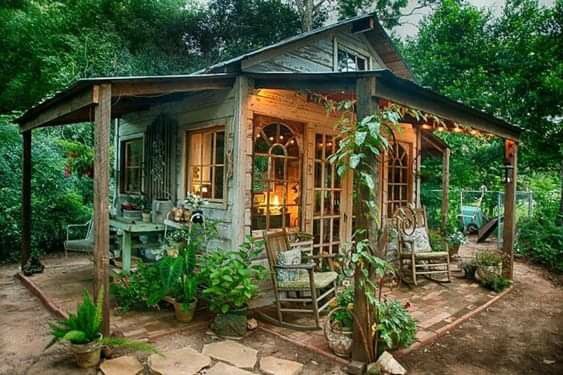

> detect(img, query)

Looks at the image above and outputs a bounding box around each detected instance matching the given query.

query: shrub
[329,286,355,330]
[475,250,502,267]
[110,262,163,311]
[517,215,563,273]
[480,274,511,292]
[376,299,417,351]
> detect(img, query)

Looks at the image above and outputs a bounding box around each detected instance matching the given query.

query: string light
[421,124,432,130]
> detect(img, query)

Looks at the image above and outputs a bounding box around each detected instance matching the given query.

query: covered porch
[15,70,520,343]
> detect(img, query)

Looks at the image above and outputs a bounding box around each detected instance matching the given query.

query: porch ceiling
[15,74,236,132]
[248,70,522,141]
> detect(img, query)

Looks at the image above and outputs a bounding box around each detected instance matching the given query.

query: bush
[517,215,563,273]
[110,262,163,311]
[376,299,417,351]
[480,274,511,292]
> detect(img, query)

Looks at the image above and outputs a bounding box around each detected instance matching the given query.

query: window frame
[386,141,413,217]
[185,126,227,204]
[333,38,372,72]
[120,136,144,195]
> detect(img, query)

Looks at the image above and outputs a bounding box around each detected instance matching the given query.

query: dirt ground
[402,261,563,375]
[1,259,561,375]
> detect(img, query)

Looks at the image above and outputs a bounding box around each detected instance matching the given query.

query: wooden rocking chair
[262,230,338,330]
[396,207,451,286]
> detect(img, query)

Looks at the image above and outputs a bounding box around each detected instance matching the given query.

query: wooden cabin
[16,15,521,326]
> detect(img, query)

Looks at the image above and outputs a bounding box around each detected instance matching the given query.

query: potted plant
[325,286,354,357]
[200,237,266,337]
[184,193,207,223]
[447,231,466,257]
[475,250,503,282]
[122,196,144,219]
[166,229,189,256]
[47,289,154,368]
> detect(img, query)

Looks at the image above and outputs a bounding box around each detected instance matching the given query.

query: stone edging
[16,272,69,320]
[394,285,514,357]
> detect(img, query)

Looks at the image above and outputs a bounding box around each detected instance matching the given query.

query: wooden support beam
[111,78,234,97]
[441,148,450,233]
[21,130,32,268]
[19,88,97,132]
[231,76,252,249]
[351,76,378,363]
[502,140,518,280]
[93,84,111,336]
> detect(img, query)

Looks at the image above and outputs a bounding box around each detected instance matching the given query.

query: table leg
[122,231,132,273]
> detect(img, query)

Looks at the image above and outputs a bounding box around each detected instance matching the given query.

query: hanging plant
[57,139,94,177]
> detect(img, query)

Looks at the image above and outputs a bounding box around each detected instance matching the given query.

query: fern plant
[47,288,155,353]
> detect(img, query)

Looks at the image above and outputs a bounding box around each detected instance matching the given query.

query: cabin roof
[196,13,413,79]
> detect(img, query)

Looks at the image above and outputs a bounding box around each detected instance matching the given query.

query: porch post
[93,84,111,335]
[441,148,450,232]
[351,76,378,363]
[21,130,32,268]
[502,140,517,280]
[232,75,251,249]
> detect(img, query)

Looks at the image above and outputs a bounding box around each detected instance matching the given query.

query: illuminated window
[121,138,143,194]
[252,122,301,231]
[186,128,225,201]
[337,47,368,72]
[387,142,412,217]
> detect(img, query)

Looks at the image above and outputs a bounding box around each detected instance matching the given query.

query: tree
[402,0,563,223]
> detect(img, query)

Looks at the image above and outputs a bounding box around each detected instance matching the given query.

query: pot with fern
[325,286,354,357]
[475,250,503,282]
[47,289,155,368]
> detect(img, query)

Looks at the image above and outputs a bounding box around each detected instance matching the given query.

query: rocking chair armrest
[274,263,315,270]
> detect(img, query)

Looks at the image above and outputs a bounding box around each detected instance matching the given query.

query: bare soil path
[402,262,563,374]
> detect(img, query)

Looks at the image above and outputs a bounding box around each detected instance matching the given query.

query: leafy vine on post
[322,93,423,362]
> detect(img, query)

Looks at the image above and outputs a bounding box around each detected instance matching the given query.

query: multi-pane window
[121,138,143,194]
[187,128,225,201]
[337,47,368,72]
[313,134,342,261]
[252,122,301,231]
[387,142,412,217]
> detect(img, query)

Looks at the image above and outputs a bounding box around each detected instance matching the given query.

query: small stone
[367,351,406,375]
[247,318,258,330]
[260,356,304,375]
[543,359,555,365]
[202,340,257,369]
[100,356,143,375]
[206,362,255,375]
[148,347,211,375]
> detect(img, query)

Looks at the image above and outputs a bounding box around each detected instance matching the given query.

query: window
[337,47,369,72]
[387,142,412,217]
[186,128,225,201]
[121,138,143,194]
[252,121,301,231]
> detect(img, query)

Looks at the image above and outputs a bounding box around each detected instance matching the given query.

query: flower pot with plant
[475,250,503,282]
[325,286,354,357]
[184,193,208,224]
[166,229,189,256]
[201,237,266,337]
[47,289,155,368]
[447,231,466,257]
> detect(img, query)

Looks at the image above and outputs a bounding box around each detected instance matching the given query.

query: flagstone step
[202,340,258,369]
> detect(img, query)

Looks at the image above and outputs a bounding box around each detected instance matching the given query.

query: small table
[110,218,166,273]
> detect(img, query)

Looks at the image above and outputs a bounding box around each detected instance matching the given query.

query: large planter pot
[173,298,198,323]
[324,309,353,358]
[69,341,102,368]
[211,307,248,337]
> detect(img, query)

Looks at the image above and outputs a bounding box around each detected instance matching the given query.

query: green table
[110,218,166,273]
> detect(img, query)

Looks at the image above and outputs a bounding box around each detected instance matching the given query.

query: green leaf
[350,154,361,169]
[355,131,367,145]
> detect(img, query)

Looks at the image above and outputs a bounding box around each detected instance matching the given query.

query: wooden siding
[245,29,385,73]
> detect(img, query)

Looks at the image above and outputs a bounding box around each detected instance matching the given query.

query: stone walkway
[99,340,304,375]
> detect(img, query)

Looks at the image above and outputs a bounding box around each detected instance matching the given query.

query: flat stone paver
[260,356,304,375]
[99,356,143,375]
[148,347,211,375]
[202,340,258,369]
[206,362,255,375]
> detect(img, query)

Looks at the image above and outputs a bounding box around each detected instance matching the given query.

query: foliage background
[0,0,561,271]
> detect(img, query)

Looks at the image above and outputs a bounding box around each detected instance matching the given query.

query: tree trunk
[557,159,563,226]
[302,0,313,32]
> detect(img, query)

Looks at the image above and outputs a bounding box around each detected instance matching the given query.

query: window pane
[214,166,224,199]
[126,168,141,193]
[215,132,225,164]
[202,132,213,166]
[127,140,143,166]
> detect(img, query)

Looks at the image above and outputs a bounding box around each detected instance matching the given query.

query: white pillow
[276,248,303,282]
[402,227,432,253]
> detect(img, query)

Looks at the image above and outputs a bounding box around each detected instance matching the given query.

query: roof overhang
[16,74,236,132]
[248,70,521,140]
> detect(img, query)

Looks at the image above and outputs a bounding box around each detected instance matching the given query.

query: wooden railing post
[21,130,32,268]
[93,84,111,336]
[502,140,517,280]
[441,148,450,233]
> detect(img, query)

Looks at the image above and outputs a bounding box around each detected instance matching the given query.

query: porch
[20,239,507,362]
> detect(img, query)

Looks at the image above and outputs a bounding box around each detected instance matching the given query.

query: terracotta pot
[69,341,102,368]
[324,309,353,358]
[173,298,198,323]
[211,307,248,337]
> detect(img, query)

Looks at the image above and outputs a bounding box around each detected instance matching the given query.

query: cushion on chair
[402,227,432,253]
[278,271,338,290]
[276,248,304,282]
[64,240,94,252]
